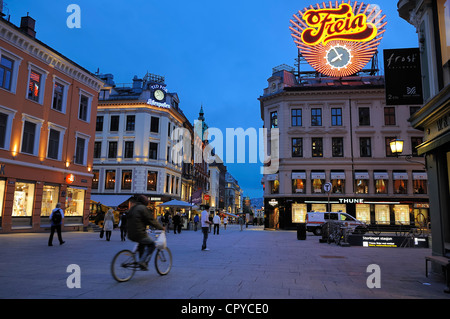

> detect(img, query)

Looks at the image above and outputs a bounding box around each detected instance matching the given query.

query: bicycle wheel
[155,247,172,275]
[111,250,137,282]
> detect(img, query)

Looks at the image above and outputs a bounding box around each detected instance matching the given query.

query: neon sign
[290,2,386,77]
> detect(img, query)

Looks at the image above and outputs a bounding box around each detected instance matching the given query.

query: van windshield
[341,213,355,221]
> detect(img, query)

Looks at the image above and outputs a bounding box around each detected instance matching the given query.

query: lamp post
[389,139,426,168]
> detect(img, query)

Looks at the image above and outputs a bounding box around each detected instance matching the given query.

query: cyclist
[127,195,165,270]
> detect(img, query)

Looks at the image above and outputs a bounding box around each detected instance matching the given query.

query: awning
[90,195,131,208]
[292,172,306,179]
[374,172,389,180]
[413,172,427,180]
[331,172,345,179]
[393,172,409,180]
[157,199,194,208]
[266,174,278,181]
[311,172,325,179]
[355,172,369,179]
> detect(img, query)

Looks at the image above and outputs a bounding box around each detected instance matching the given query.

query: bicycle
[111,230,172,282]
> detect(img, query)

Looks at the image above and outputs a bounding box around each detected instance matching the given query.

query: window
[384,107,396,125]
[270,179,279,194]
[52,82,64,111]
[78,94,89,121]
[374,172,388,194]
[291,109,302,126]
[150,116,159,133]
[121,170,132,190]
[124,141,134,158]
[331,108,342,126]
[393,172,408,194]
[92,170,99,189]
[166,174,171,193]
[110,116,119,131]
[108,141,117,158]
[27,70,41,102]
[0,56,13,91]
[93,141,101,158]
[74,136,86,165]
[411,137,423,157]
[149,142,158,160]
[168,122,171,137]
[270,111,278,128]
[311,108,322,126]
[47,129,60,160]
[147,171,158,191]
[332,137,343,157]
[96,116,104,132]
[292,172,306,194]
[331,172,345,194]
[360,137,372,157]
[385,137,396,157]
[355,178,369,194]
[0,112,7,149]
[12,182,35,217]
[312,138,323,157]
[358,107,370,126]
[21,121,36,154]
[292,138,303,157]
[126,115,135,131]
[105,170,116,190]
[375,204,390,225]
[65,187,85,217]
[41,185,60,217]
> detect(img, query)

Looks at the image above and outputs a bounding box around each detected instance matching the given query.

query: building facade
[260,68,428,230]
[225,171,243,214]
[398,0,450,258]
[92,73,193,213]
[0,14,103,232]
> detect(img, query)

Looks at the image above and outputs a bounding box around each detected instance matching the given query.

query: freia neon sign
[290,2,386,77]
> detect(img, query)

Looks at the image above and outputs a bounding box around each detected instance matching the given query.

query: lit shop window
[41,185,59,217]
[393,172,408,194]
[65,187,85,216]
[331,172,345,193]
[292,203,307,223]
[394,205,410,225]
[0,180,5,217]
[331,204,346,213]
[12,182,35,217]
[121,170,132,190]
[374,172,388,194]
[355,179,369,194]
[147,171,158,191]
[270,179,279,194]
[356,204,371,224]
[375,204,390,225]
[292,172,306,193]
[311,204,326,212]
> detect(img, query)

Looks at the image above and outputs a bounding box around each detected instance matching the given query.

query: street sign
[323,182,332,193]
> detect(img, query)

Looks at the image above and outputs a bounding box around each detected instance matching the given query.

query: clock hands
[331,47,343,63]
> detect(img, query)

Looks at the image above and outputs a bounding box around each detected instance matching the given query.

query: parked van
[306,212,367,236]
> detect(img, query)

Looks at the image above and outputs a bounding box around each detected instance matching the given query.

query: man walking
[201,204,212,251]
[213,211,220,235]
[48,203,65,246]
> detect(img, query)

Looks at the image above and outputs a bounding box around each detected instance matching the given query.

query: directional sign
[324,182,332,193]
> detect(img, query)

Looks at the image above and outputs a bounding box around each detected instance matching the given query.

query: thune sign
[290,2,386,77]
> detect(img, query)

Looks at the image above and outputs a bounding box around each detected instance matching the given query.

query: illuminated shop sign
[290,2,386,77]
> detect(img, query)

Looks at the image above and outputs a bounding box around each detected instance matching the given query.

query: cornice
[0,19,103,92]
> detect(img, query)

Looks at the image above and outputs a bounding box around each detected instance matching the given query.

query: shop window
[121,170,132,190]
[356,204,370,224]
[105,170,116,190]
[394,205,410,225]
[65,187,85,216]
[355,179,369,194]
[12,182,35,217]
[394,179,408,194]
[312,178,324,193]
[331,204,346,213]
[374,173,388,194]
[331,178,345,193]
[311,204,326,212]
[41,185,60,217]
[375,204,390,225]
[0,180,5,217]
[292,178,305,193]
[292,203,307,223]
[413,179,427,194]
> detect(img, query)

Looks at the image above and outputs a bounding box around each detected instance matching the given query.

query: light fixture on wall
[389,139,426,168]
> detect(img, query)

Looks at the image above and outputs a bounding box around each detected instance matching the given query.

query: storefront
[264,196,429,230]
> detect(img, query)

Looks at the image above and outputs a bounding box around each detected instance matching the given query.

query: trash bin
[297,223,307,240]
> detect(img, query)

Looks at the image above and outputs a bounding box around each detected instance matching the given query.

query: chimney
[20,14,36,38]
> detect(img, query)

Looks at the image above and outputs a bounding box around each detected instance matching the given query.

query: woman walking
[103,209,115,241]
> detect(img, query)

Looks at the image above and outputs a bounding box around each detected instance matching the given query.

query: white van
[306,212,367,236]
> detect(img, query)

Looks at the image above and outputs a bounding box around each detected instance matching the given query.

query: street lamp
[389,139,425,168]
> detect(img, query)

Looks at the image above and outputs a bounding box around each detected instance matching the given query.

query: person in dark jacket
[126,195,164,269]
[173,212,181,234]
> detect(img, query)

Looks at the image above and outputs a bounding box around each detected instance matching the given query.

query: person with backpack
[48,203,65,246]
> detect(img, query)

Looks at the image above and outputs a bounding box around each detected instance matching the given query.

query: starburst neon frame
[290,1,387,77]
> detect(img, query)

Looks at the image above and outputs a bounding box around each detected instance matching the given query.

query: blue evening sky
[4,1,419,199]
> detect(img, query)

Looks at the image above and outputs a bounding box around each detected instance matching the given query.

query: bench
[425,256,450,293]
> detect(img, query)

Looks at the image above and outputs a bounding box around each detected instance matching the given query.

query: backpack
[52,209,62,224]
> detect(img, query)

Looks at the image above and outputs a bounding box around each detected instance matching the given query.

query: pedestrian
[103,208,114,241]
[119,211,127,241]
[208,212,213,233]
[213,211,220,235]
[239,214,245,231]
[201,204,212,251]
[223,216,228,230]
[193,213,199,231]
[173,212,181,234]
[48,203,65,246]
[164,211,170,233]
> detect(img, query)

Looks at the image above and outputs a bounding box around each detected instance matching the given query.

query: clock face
[154,89,165,101]
[325,45,352,70]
